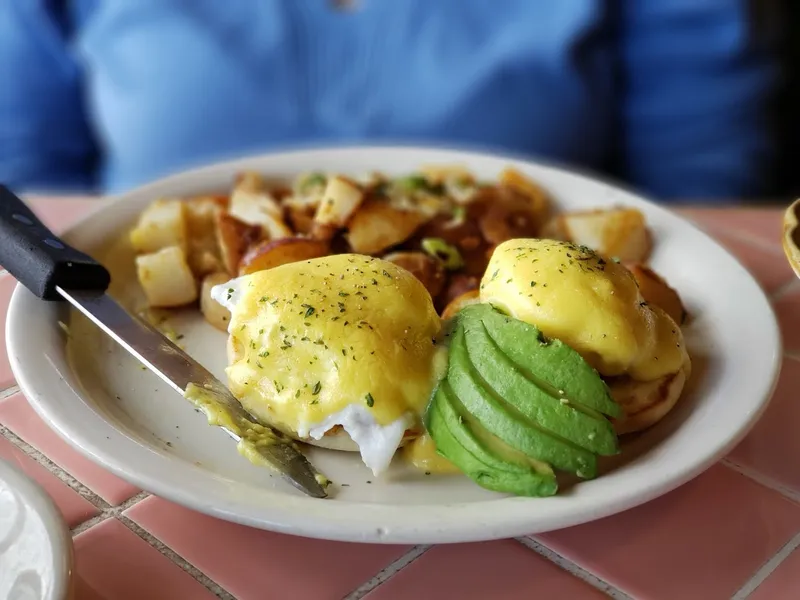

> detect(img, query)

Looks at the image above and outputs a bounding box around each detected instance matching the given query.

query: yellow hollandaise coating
[224,254,444,435]
[479,239,687,381]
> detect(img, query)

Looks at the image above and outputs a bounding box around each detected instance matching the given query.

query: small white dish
[0,459,73,600]
[6,146,782,544]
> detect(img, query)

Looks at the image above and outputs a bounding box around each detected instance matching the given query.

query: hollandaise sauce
[480,238,687,380]
[183,382,328,479]
[215,254,444,436]
[402,433,462,474]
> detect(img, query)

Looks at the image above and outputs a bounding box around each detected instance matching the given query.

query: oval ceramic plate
[7,146,782,544]
[0,459,73,600]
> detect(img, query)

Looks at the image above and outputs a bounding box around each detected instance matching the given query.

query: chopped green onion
[421,237,464,270]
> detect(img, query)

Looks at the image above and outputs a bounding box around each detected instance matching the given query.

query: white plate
[7,146,782,544]
[0,459,73,600]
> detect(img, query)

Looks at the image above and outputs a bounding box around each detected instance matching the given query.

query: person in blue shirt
[0,1,782,201]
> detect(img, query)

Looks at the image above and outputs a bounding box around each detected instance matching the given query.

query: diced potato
[346,200,428,255]
[229,171,293,239]
[419,164,475,185]
[230,171,282,217]
[200,272,232,331]
[542,207,652,263]
[184,196,226,276]
[136,246,197,307]
[383,252,446,298]
[129,199,187,254]
[239,237,330,275]
[441,289,481,320]
[216,213,261,275]
[438,274,480,312]
[477,192,541,245]
[498,167,549,220]
[314,175,364,228]
[627,263,687,325]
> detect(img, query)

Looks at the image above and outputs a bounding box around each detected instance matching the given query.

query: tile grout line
[770,278,800,302]
[70,490,150,535]
[516,537,631,599]
[342,545,432,600]
[703,223,784,254]
[731,531,800,599]
[0,422,110,511]
[722,459,800,506]
[117,514,234,600]
[0,384,20,401]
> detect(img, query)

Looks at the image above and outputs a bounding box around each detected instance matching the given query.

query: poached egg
[212,254,445,475]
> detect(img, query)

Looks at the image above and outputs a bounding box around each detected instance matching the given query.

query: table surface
[1,199,799,600]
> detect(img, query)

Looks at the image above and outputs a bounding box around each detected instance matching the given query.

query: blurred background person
[0,1,785,202]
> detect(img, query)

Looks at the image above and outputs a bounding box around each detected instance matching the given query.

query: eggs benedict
[211,254,445,475]
[479,238,691,434]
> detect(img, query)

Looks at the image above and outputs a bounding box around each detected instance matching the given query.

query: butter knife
[0,185,328,498]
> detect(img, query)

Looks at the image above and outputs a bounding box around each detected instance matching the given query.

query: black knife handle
[0,185,110,300]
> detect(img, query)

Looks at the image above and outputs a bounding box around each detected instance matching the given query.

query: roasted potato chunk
[130,199,187,254]
[498,167,549,220]
[200,272,232,331]
[314,175,364,228]
[438,274,480,313]
[542,208,651,263]
[184,196,226,277]
[216,214,261,275]
[627,264,687,325]
[229,171,293,240]
[478,187,542,246]
[441,289,481,320]
[383,251,446,298]
[286,202,316,235]
[346,199,428,254]
[136,246,197,308]
[239,237,330,275]
[419,164,475,186]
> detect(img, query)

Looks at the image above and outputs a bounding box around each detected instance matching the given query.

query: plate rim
[6,144,784,543]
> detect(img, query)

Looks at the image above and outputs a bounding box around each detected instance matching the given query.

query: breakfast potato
[184,196,226,276]
[498,167,549,220]
[136,246,197,307]
[383,251,446,298]
[216,213,261,275]
[129,199,188,254]
[419,164,475,186]
[346,199,429,254]
[239,237,330,275]
[313,175,364,229]
[285,201,317,235]
[200,272,232,331]
[542,207,651,263]
[441,289,481,320]
[627,263,687,325]
[229,171,293,240]
[438,273,480,313]
[478,189,542,245]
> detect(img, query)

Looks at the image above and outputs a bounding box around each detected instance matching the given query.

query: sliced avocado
[426,382,558,497]
[471,304,621,418]
[461,317,618,455]
[447,326,597,478]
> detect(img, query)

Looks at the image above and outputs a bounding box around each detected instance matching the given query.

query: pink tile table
[0,198,797,599]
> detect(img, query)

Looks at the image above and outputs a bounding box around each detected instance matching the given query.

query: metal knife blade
[58,286,328,499]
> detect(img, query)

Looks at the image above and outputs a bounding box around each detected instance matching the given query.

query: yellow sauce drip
[403,433,462,474]
[184,382,320,478]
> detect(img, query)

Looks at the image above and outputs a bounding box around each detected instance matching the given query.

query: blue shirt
[0,0,779,200]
